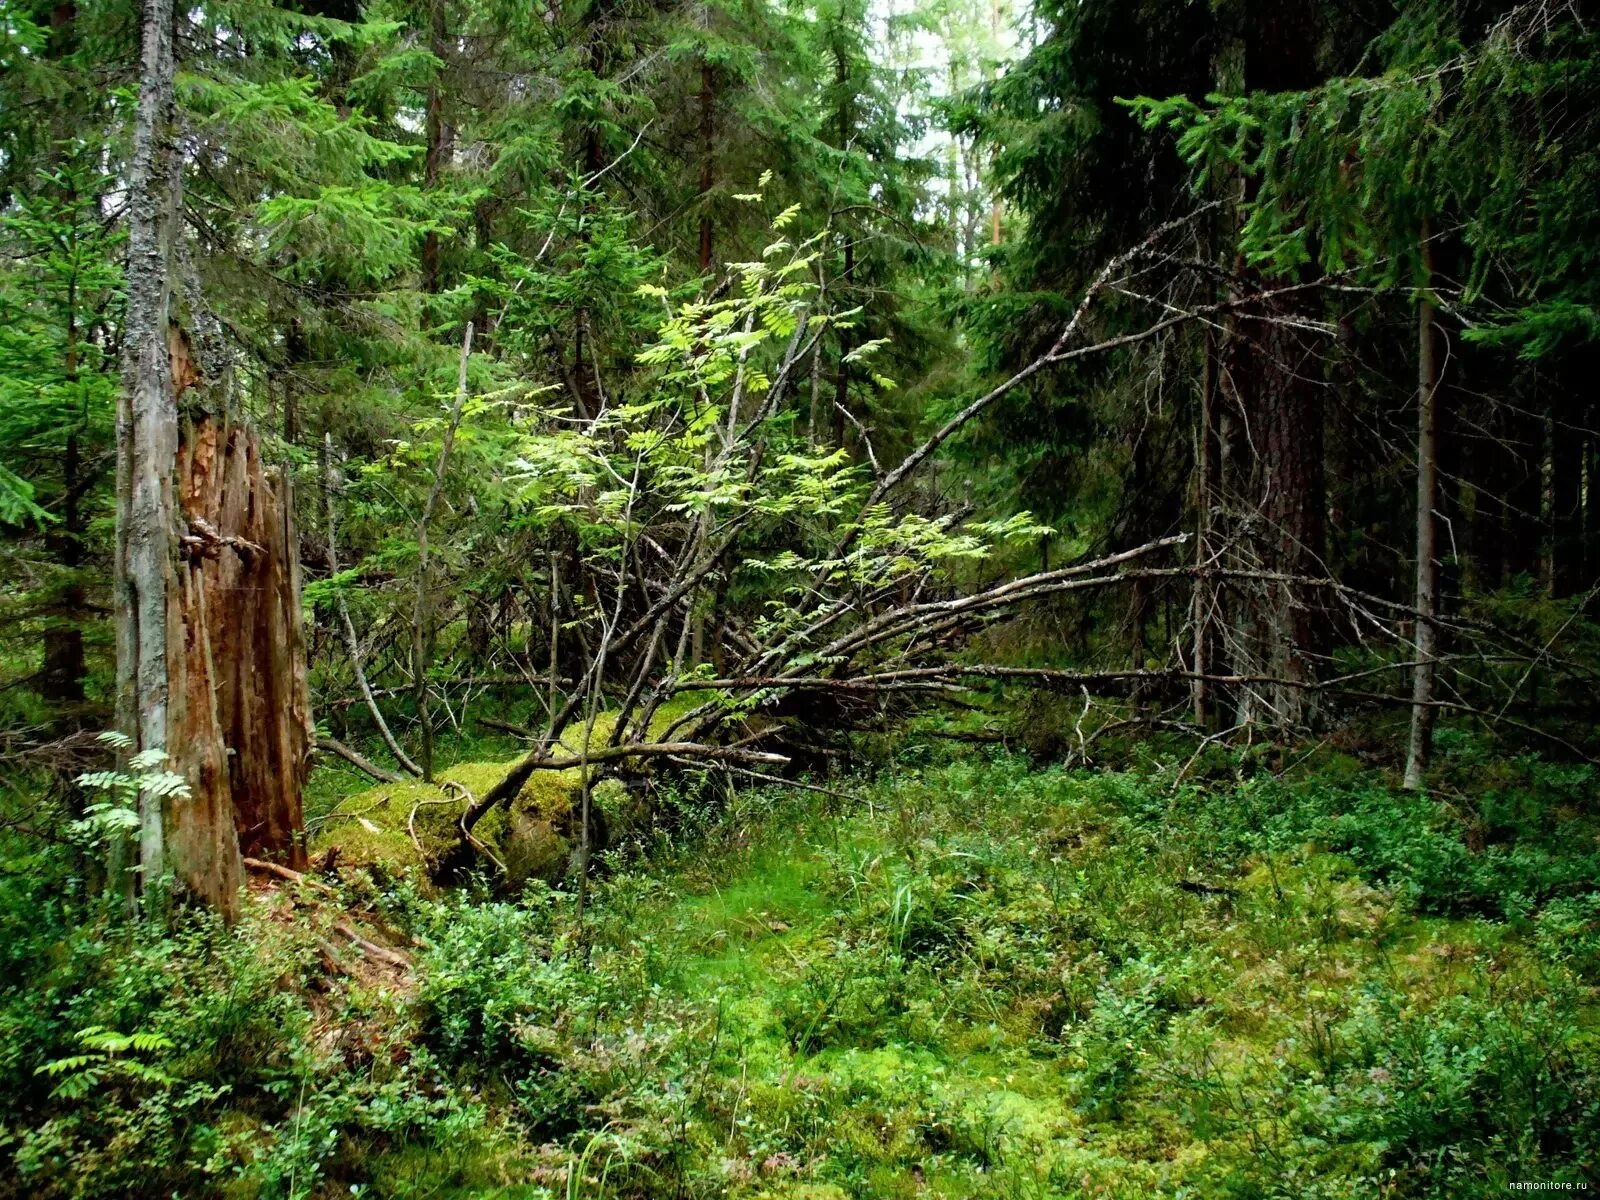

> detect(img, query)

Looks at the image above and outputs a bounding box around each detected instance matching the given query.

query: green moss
[539,756,1600,1196]
[281,746,1600,1195]
[312,695,711,880]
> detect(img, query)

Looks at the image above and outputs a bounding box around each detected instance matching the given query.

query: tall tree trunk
[114,0,312,913]
[1405,231,1441,791]
[1191,320,1219,727]
[420,0,447,296]
[1255,306,1327,726]
[1216,0,1327,730]
[1216,264,1326,729]
[698,51,715,273]
[116,0,242,914]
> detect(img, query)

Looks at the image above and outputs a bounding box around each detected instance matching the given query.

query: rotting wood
[178,418,312,868]
[315,736,404,784]
[115,0,244,916]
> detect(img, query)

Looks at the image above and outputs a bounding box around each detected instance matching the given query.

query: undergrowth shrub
[412,887,572,1066]
[4,740,1598,1198]
[0,860,497,1200]
[1320,982,1600,1192]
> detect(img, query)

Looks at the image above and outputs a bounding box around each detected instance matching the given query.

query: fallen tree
[299,208,1595,886]
[436,214,1544,873]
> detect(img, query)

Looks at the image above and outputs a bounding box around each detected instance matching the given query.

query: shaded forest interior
[3,0,1600,1196]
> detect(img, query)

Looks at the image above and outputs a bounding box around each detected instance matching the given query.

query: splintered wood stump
[178,417,312,871]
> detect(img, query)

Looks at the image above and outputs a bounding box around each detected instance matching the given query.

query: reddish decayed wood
[178,417,312,871]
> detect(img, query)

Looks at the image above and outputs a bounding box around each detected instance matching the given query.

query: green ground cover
[4,739,1598,1197]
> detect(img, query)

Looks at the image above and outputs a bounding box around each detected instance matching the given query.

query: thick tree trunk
[1255,311,1327,726]
[114,0,309,913]
[1219,276,1327,729]
[178,419,313,863]
[1405,233,1441,791]
[1214,0,1327,730]
[116,0,244,914]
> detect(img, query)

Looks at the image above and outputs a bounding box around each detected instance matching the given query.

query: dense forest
[3,0,1600,1194]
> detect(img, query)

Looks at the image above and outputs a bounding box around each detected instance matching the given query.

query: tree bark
[1216,0,1327,730]
[1405,231,1441,791]
[1218,273,1327,729]
[118,0,228,908]
[412,322,473,781]
[177,419,313,865]
[113,0,310,913]
[116,0,245,915]
[698,51,715,273]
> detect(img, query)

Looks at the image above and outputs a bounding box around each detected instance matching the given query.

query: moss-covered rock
[313,758,580,884]
[312,696,710,884]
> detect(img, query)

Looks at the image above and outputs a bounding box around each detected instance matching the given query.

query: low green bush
[4,739,1598,1197]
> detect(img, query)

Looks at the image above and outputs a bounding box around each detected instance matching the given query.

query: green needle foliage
[5,0,1600,1194]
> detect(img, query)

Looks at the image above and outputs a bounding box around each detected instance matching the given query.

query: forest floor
[319,738,1600,1197]
[7,738,1599,1198]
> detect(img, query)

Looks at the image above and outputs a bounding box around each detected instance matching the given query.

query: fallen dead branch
[242,856,413,974]
[315,736,405,783]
